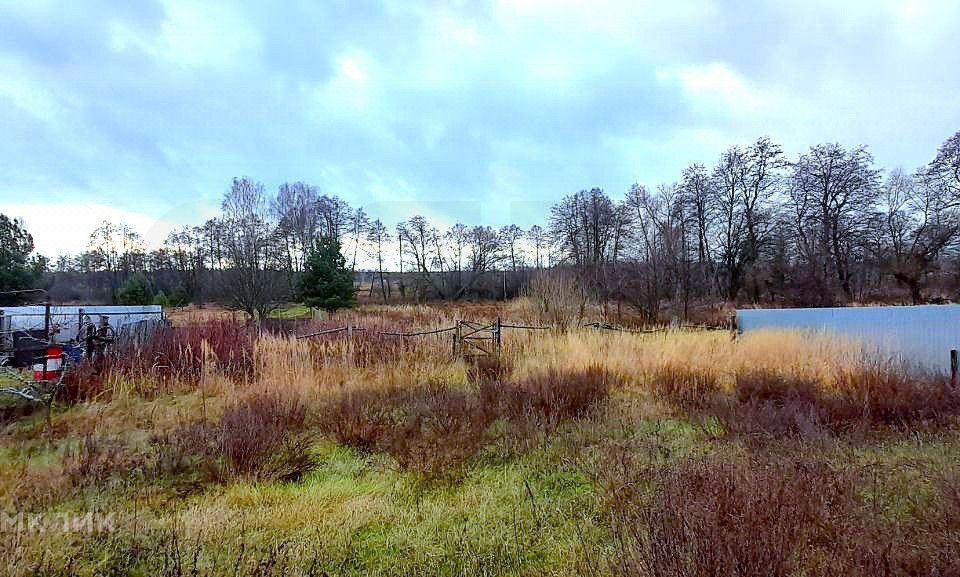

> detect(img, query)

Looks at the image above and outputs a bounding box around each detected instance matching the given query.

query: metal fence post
[951,349,957,388]
[43,299,51,341]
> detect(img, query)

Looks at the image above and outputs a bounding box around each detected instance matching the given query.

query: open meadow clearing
[2,301,960,576]
[4,2,960,574]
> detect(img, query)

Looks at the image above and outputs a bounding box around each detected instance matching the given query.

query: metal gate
[454,318,501,358]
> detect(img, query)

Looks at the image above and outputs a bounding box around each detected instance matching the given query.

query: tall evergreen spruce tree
[299,236,356,312]
[116,272,155,305]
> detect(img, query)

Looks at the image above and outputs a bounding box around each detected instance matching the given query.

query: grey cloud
[1,0,958,232]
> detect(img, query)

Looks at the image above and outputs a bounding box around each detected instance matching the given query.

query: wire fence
[295,318,723,341]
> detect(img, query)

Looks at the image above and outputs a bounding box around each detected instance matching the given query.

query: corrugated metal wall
[736,305,960,374]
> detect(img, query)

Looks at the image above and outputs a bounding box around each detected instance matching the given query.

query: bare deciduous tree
[366,219,392,301]
[875,169,959,303]
[527,224,547,269]
[220,177,284,319]
[549,188,620,293]
[316,194,352,240]
[48,131,960,311]
[789,143,881,299]
[272,182,319,273]
[922,130,960,200]
[499,224,525,271]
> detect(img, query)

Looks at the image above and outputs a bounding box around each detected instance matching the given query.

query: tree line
[4,130,959,320]
[552,133,960,320]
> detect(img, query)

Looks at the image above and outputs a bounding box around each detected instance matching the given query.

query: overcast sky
[2,0,959,257]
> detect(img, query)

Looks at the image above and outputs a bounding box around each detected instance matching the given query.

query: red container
[33,346,64,382]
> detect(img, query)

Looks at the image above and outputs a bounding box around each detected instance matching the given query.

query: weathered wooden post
[951,349,958,388]
[452,321,461,355]
[494,317,502,357]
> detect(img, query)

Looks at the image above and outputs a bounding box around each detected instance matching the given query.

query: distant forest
[4,130,960,321]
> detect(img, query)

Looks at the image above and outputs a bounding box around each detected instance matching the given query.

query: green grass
[6,389,960,576]
[10,440,605,576]
[199,441,600,576]
[269,304,314,319]
[0,398,812,575]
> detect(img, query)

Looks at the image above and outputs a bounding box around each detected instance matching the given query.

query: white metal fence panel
[0,305,164,343]
[736,305,960,374]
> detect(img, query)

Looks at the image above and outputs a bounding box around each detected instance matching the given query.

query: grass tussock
[831,364,960,426]
[647,364,722,412]
[61,434,140,488]
[514,271,589,330]
[256,328,467,400]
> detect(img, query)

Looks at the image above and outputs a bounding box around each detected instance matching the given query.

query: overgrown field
[2,302,960,576]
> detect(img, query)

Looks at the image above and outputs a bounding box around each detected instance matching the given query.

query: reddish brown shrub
[60,320,256,402]
[605,457,854,577]
[942,471,960,529]
[734,365,960,437]
[648,365,722,413]
[153,392,313,483]
[58,320,256,402]
[657,364,960,439]
[382,387,492,478]
[734,369,820,405]
[61,434,141,487]
[113,320,256,385]
[714,370,829,440]
[219,393,310,481]
[316,366,611,478]
[317,385,492,479]
[487,365,613,427]
[822,527,960,577]
[596,453,960,577]
[318,387,394,452]
[806,469,960,577]
[832,364,960,427]
[467,355,508,384]
[59,359,109,403]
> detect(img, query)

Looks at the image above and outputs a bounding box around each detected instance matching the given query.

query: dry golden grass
[507,328,863,391]
[165,303,245,326]
[58,301,873,419]
[255,332,469,402]
[238,317,867,411]
[1,391,221,443]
